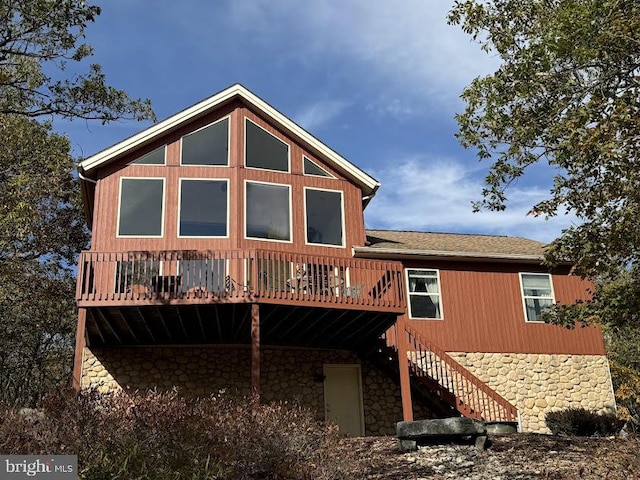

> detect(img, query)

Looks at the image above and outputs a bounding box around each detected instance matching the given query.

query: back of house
[73,84,615,435]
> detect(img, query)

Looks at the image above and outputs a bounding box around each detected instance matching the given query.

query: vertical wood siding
[400,261,605,355]
[91,103,366,256]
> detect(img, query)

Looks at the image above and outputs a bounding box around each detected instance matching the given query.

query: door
[323,364,364,436]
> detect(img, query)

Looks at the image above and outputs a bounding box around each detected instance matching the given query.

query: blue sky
[60,0,574,243]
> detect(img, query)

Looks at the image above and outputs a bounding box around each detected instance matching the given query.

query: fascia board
[78,84,380,196]
[352,246,548,264]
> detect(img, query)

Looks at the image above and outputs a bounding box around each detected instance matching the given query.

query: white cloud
[365,157,576,243]
[225,0,499,110]
[294,100,351,131]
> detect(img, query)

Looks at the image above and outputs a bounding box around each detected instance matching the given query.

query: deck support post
[397,318,414,421]
[251,304,260,408]
[72,308,87,391]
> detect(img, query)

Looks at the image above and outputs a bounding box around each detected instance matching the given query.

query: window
[117,178,164,237]
[178,179,228,237]
[181,118,229,166]
[406,269,442,319]
[245,118,289,172]
[130,146,165,165]
[305,188,344,246]
[520,273,555,322]
[245,181,291,241]
[303,156,333,178]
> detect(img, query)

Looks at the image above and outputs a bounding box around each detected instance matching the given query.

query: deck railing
[76,249,406,312]
[389,323,518,423]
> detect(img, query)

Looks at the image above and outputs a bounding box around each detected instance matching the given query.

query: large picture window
[305,188,344,246]
[181,117,229,166]
[245,118,289,172]
[520,273,555,322]
[117,178,164,237]
[178,179,228,237]
[406,269,442,319]
[245,181,291,241]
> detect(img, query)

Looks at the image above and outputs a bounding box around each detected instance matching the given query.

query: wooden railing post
[72,308,87,391]
[251,303,260,408]
[396,318,413,421]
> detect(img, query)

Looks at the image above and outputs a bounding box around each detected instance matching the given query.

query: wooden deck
[77,249,406,313]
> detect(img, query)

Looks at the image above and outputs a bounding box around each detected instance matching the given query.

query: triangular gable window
[303,156,334,178]
[129,146,165,165]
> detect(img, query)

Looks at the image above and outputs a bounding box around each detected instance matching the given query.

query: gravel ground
[344,434,640,479]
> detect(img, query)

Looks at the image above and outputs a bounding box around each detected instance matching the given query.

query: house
[74,84,615,435]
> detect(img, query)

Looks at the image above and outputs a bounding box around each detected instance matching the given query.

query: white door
[323,364,364,436]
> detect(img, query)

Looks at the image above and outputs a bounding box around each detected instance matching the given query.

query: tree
[449,1,640,421]
[0,0,154,121]
[0,1,155,405]
[0,114,89,407]
[448,0,640,279]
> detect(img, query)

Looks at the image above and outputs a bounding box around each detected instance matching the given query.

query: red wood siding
[401,261,605,355]
[90,103,366,256]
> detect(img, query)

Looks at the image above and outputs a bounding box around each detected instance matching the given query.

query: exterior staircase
[371,323,518,423]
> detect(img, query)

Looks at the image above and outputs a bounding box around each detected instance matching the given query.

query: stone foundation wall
[448,352,616,433]
[81,345,431,435]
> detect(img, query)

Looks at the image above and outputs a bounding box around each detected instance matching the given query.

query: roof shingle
[364,230,545,258]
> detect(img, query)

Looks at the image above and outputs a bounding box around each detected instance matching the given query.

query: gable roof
[78,83,380,197]
[355,229,547,263]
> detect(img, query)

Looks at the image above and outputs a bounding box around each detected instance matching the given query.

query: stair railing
[394,323,518,423]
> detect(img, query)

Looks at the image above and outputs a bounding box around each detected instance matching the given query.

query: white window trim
[303,186,346,249]
[244,179,293,244]
[244,117,291,173]
[518,272,556,323]
[179,115,230,167]
[177,178,230,239]
[116,176,165,238]
[129,145,167,166]
[302,155,335,178]
[405,268,444,320]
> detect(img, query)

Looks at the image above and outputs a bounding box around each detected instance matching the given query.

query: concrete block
[396,417,486,439]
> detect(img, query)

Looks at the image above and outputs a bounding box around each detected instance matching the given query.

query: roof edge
[79,84,380,196]
[352,246,548,264]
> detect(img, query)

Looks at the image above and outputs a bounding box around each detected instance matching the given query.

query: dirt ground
[346,434,640,479]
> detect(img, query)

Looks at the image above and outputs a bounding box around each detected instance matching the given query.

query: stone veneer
[447,352,616,433]
[81,345,434,436]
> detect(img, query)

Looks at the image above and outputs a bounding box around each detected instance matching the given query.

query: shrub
[609,361,640,432]
[0,389,362,480]
[545,407,625,437]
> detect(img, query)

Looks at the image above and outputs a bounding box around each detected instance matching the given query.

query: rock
[485,422,518,434]
[397,417,486,439]
[474,435,488,449]
[398,439,418,452]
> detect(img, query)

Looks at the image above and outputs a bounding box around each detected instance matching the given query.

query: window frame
[303,186,346,248]
[116,176,165,238]
[177,177,230,239]
[405,268,444,320]
[519,272,556,323]
[244,117,290,173]
[303,155,335,178]
[244,179,293,243]
[179,116,230,167]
